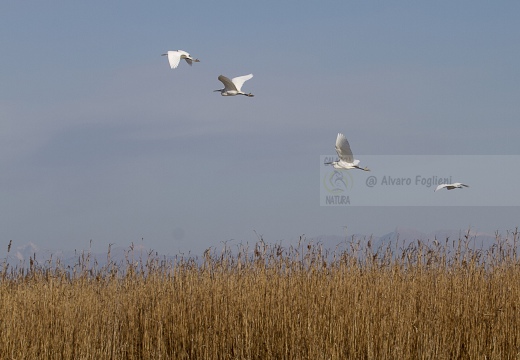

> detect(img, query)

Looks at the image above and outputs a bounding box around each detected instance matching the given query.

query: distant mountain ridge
[2,227,517,268]
[2,242,162,270]
[310,227,510,253]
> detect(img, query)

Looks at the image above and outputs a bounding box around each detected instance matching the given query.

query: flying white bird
[214,74,254,97]
[325,133,370,171]
[435,183,469,192]
[161,50,200,69]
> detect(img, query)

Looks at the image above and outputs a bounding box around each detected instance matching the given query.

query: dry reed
[1,231,520,359]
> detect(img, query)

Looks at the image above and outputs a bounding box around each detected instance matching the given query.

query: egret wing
[178,51,193,66]
[231,74,253,92]
[335,133,354,163]
[166,51,182,69]
[435,184,448,192]
[218,75,237,91]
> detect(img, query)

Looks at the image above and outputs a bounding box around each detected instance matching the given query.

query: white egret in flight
[214,74,254,97]
[161,50,200,69]
[325,133,370,171]
[435,183,469,192]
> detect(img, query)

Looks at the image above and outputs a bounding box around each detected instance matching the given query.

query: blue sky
[1,1,519,255]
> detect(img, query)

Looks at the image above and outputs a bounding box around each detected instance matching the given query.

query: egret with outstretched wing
[214,74,254,97]
[162,50,200,69]
[435,183,469,192]
[325,133,370,171]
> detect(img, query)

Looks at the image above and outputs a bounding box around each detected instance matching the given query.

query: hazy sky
[2,1,519,255]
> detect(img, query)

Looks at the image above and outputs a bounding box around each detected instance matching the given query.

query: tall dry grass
[1,231,520,359]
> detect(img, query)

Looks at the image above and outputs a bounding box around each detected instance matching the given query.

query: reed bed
[1,231,520,359]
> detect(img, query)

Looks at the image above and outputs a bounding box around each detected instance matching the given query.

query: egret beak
[194,59,200,62]
[247,93,254,97]
[161,53,167,56]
